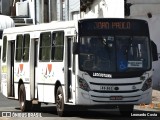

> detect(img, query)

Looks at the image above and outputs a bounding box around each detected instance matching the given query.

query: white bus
[1,18,158,116]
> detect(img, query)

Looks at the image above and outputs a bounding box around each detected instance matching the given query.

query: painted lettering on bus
[94,22,130,29]
[93,72,112,78]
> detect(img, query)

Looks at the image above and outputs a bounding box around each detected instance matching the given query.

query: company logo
[2,112,11,117]
[1,112,42,117]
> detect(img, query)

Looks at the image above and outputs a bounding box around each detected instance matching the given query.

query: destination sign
[79,19,149,36]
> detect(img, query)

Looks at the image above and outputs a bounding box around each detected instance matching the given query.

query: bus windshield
[79,36,151,73]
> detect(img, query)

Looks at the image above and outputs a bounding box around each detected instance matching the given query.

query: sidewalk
[152,89,160,104]
[134,89,160,112]
[145,89,160,111]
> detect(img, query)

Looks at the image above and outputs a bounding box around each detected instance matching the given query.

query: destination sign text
[94,22,130,29]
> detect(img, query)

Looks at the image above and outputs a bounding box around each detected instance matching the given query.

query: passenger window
[2,36,7,62]
[23,34,30,61]
[16,35,23,61]
[39,32,51,61]
[51,31,64,61]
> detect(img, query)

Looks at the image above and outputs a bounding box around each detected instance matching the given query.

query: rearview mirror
[151,41,158,61]
[73,42,79,54]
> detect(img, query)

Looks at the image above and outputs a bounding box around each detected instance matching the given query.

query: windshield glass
[79,36,151,73]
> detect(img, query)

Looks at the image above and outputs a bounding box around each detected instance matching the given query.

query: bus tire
[32,102,41,112]
[56,86,66,117]
[119,105,133,116]
[19,84,31,112]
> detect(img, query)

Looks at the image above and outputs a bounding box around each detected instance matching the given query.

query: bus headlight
[78,77,91,92]
[141,78,152,91]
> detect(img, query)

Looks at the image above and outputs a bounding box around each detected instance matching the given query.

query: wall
[57,0,80,21]
[81,0,124,18]
[68,0,80,20]
[28,0,35,21]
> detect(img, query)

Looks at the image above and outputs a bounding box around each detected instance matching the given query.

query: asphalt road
[0,92,160,120]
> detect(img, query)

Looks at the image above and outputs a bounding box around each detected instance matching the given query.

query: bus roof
[0,15,15,30]
[3,20,76,34]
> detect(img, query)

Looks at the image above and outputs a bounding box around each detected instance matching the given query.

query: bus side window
[39,32,51,61]
[51,31,64,61]
[2,36,7,62]
[16,35,23,61]
[23,34,30,61]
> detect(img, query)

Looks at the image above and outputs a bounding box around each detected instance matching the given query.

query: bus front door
[30,39,38,101]
[65,37,75,102]
[8,40,15,97]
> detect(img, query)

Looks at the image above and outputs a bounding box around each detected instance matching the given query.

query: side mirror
[151,41,158,61]
[73,42,79,54]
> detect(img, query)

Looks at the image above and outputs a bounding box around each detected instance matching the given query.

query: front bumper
[75,87,152,105]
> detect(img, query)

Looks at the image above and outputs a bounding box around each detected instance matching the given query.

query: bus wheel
[119,105,133,116]
[32,102,41,112]
[56,86,65,117]
[19,84,31,112]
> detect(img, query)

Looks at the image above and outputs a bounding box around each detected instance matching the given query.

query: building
[0,0,34,26]
[80,0,124,18]
[36,0,80,23]
[0,0,80,26]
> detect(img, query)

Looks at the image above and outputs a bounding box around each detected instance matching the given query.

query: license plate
[110,96,123,100]
[100,86,114,91]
